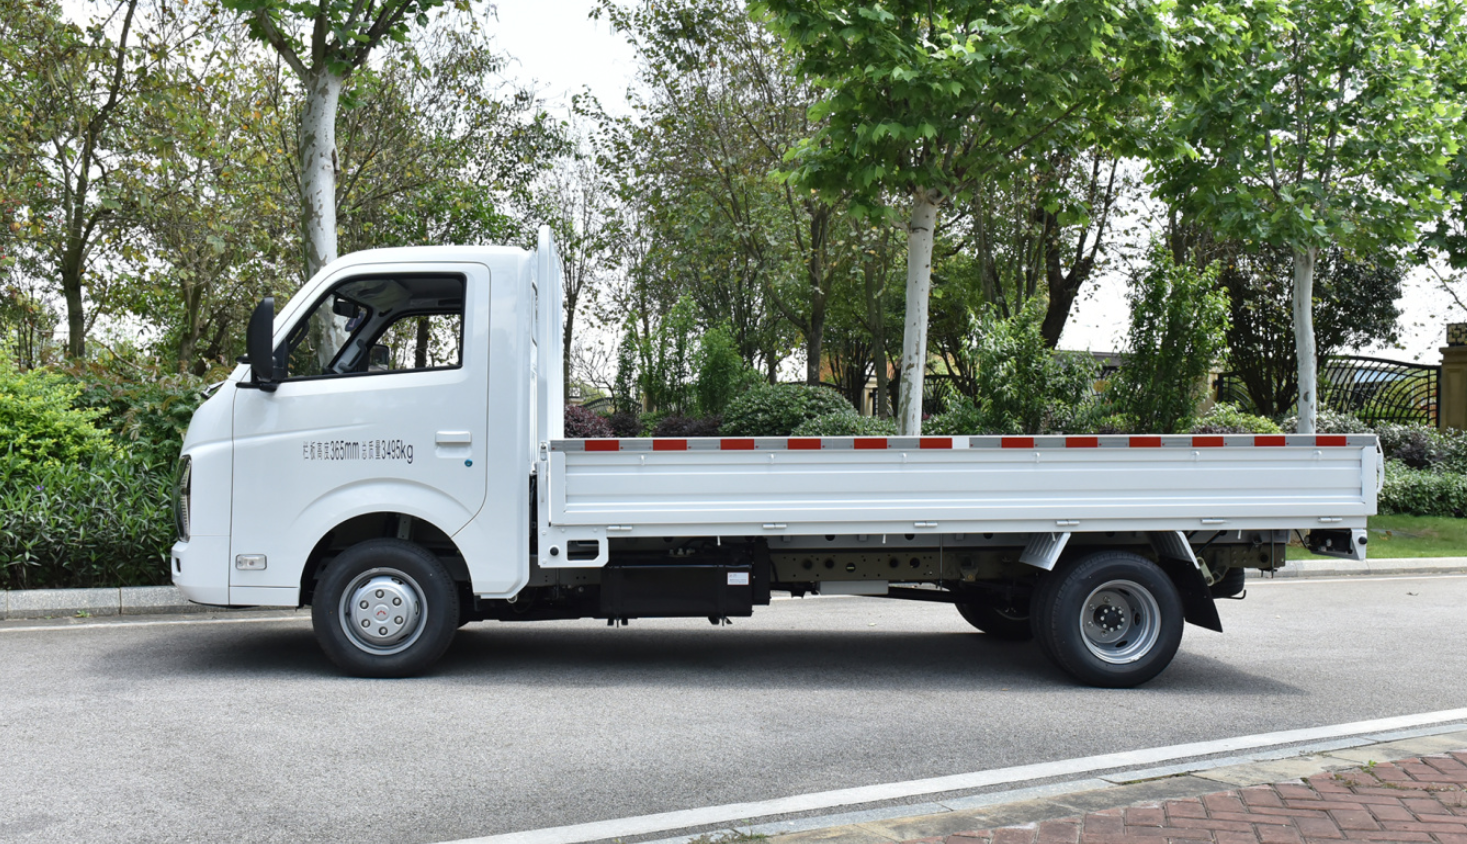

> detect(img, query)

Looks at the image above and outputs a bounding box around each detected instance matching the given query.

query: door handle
[436,431,472,446]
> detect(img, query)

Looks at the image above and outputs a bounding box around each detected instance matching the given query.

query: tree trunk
[299,69,343,280]
[804,211,828,386]
[414,317,429,368]
[897,190,939,435]
[1293,245,1319,433]
[1038,210,1094,348]
[864,250,889,419]
[562,297,576,402]
[61,264,85,358]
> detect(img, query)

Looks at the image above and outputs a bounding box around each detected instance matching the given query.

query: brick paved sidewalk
[900,752,1467,844]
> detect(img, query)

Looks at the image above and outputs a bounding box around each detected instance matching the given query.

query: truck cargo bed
[544,434,1379,537]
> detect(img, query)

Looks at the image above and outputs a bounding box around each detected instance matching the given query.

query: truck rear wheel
[1032,551,1184,688]
[312,539,459,678]
[955,596,1033,641]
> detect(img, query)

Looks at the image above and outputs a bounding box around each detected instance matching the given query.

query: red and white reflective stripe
[549,434,1373,452]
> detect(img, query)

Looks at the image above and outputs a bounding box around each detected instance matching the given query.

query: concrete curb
[3,558,1464,620]
[0,584,216,620]
[1248,556,1467,579]
[654,726,1467,844]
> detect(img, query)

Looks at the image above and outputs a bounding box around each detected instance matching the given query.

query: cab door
[228,262,490,604]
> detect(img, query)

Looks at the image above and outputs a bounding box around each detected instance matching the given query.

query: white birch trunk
[1292,245,1319,434]
[897,190,939,436]
[300,69,343,280]
[299,69,346,367]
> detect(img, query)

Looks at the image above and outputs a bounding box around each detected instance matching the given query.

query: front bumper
[170,535,231,606]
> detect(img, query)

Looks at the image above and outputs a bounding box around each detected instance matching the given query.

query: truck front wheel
[312,539,460,678]
[1032,551,1184,688]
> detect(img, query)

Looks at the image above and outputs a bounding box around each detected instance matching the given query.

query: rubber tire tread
[1029,567,1064,666]
[955,599,1034,641]
[312,539,460,678]
[1032,550,1185,689]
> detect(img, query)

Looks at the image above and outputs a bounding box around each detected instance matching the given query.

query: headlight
[174,455,192,541]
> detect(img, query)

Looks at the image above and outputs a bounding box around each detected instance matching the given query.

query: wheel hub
[341,571,423,654]
[1090,602,1128,639]
[1079,580,1161,664]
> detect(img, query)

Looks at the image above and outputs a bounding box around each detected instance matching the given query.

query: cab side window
[280,274,466,380]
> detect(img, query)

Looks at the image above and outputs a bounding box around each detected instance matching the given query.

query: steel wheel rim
[339,567,426,656]
[1079,578,1160,664]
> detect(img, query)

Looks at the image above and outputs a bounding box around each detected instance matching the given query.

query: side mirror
[246,297,279,392]
[368,344,391,371]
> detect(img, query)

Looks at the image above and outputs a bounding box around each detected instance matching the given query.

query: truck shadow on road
[437,626,1302,695]
[135,618,1300,695]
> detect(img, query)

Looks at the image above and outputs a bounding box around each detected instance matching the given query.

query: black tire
[1031,551,1184,688]
[311,539,459,678]
[1209,566,1246,599]
[955,596,1034,641]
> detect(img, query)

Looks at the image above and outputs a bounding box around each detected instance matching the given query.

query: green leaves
[1154,0,1463,257]
[1110,243,1231,434]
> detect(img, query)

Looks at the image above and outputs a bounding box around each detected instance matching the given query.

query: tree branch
[252,9,309,77]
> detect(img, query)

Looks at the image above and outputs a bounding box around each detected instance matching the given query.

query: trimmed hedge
[1,453,173,589]
[1189,403,1282,435]
[791,413,898,436]
[652,415,722,437]
[720,383,855,437]
[1378,460,1467,517]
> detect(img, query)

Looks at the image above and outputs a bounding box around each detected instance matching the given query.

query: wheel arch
[300,511,470,606]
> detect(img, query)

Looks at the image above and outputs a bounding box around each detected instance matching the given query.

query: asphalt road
[1,574,1464,844]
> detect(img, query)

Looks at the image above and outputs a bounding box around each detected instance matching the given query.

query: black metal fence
[1215,355,1440,426]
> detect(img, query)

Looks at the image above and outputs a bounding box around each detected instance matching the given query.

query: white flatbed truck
[170,228,1379,687]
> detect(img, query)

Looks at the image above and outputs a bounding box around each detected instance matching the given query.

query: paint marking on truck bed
[547,434,1375,453]
[440,708,1467,844]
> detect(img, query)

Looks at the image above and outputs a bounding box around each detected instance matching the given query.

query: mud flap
[1156,556,1223,633]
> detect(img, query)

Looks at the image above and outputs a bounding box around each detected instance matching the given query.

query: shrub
[0,359,118,473]
[962,301,1098,434]
[720,383,855,436]
[604,410,643,438]
[0,453,173,589]
[1378,460,1467,516]
[695,325,759,417]
[612,316,640,414]
[1442,433,1467,475]
[64,358,208,468]
[652,415,722,438]
[640,296,698,415]
[1284,408,1373,434]
[1373,423,1445,469]
[1189,403,1283,435]
[924,399,1002,435]
[791,413,899,437]
[564,405,613,438]
[1110,244,1229,433]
